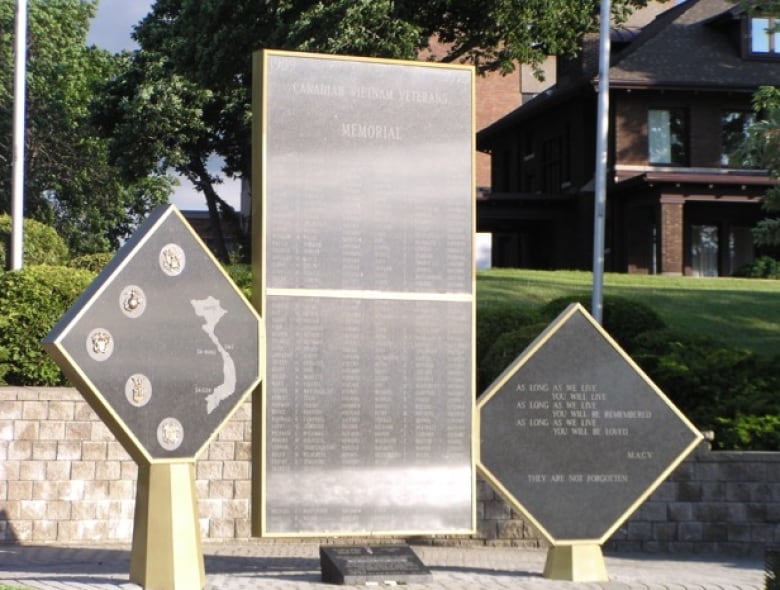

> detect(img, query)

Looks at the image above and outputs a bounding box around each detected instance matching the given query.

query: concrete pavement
[0,541,765,589]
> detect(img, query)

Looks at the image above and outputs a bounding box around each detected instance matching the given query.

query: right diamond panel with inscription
[478,303,702,543]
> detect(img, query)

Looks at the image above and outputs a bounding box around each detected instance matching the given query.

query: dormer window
[750,16,780,56]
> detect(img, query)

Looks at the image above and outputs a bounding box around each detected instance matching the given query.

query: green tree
[735,3,780,246]
[0,0,172,255]
[92,50,238,261]
[737,86,780,246]
[95,0,657,260]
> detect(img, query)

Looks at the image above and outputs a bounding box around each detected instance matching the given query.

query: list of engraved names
[260,52,475,535]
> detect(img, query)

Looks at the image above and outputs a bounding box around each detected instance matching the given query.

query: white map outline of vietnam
[191,296,237,414]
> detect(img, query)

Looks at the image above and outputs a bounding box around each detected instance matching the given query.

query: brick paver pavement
[0,541,764,589]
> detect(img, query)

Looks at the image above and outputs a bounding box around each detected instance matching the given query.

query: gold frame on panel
[251,49,477,538]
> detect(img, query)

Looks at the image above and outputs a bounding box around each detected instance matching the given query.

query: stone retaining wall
[1,387,777,557]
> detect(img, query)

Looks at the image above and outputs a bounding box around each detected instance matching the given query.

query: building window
[691,225,719,277]
[721,110,756,167]
[750,17,780,55]
[648,108,688,166]
[729,227,754,275]
[541,136,562,192]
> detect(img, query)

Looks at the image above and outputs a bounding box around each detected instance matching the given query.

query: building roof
[608,0,780,90]
[478,0,780,147]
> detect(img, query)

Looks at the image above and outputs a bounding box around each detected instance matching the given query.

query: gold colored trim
[130,461,205,590]
[252,48,477,538]
[261,48,474,73]
[543,543,608,582]
[267,287,472,302]
[250,47,268,539]
[469,64,478,535]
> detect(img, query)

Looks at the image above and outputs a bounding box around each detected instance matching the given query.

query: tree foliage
[0,212,69,267]
[0,0,171,255]
[94,0,658,260]
[737,86,780,246]
[735,2,780,246]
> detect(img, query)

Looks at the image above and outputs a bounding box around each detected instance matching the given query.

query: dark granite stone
[319,545,432,585]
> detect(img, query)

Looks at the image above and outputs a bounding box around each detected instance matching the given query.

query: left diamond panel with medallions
[44,204,262,462]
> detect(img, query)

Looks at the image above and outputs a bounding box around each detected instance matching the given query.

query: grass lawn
[477,269,780,357]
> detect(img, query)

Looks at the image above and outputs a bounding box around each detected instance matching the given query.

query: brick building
[477,0,780,275]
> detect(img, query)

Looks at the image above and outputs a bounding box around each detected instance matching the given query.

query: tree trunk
[189,158,230,263]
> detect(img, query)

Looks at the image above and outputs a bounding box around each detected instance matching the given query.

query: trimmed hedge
[477,296,665,393]
[0,215,69,268]
[478,322,549,393]
[67,252,114,273]
[734,255,780,279]
[540,295,666,353]
[0,265,94,385]
[1,261,779,450]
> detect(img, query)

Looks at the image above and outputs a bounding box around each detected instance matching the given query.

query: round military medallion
[86,328,114,362]
[125,374,152,407]
[119,285,147,318]
[159,243,186,276]
[157,417,184,451]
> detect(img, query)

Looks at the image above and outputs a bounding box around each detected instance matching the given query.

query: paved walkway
[0,541,765,589]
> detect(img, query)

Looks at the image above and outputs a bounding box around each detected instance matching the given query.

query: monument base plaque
[320,545,433,585]
[543,543,608,582]
[130,462,205,590]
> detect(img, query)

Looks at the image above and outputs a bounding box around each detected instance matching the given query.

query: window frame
[720,109,757,168]
[647,107,689,167]
[747,15,780,59]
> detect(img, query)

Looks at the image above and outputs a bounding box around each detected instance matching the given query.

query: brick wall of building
[2,387,777,557]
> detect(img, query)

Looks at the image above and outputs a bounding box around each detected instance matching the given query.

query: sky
[86,0,241,211]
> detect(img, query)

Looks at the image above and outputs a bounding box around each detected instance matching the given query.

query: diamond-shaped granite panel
[43,205,262,462]
[478,303,702,543]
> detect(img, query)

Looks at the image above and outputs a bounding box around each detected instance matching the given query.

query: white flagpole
[10,0,28,270]
[592,0,611,323]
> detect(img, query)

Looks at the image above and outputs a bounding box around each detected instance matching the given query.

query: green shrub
[224,263,252,299]
[540,295,666,352]
[714,414,780,450]
[0,215,69,268]
[479,322,549,393]
[476,305,538,360]
[0,265,94,385]
[476,305,540,392]
[0,330,9,383]
[68,252,114,273]
[734,255,780,279]
[631,329,776,434]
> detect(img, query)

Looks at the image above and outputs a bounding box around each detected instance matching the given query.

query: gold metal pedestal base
[543,543,608,582]
[129,461,205,590]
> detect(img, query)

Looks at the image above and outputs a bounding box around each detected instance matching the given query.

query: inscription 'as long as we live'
[515,383,652,437]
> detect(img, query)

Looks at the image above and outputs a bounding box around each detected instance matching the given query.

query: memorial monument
[478,303,703,581]
[43,204,263,590]
[251,50,476,536]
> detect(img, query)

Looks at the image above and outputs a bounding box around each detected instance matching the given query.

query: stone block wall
[0,387,250,543]
[2,387,778,557]
[606,445,780,556]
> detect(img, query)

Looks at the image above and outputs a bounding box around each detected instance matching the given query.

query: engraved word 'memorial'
[43,204,263,463]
